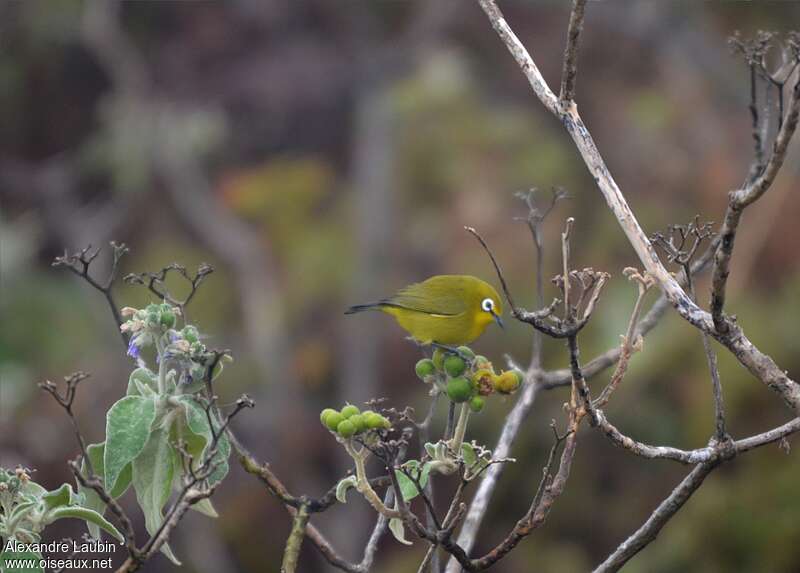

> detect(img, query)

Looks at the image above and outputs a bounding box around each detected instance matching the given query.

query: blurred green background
[1,1,800,572]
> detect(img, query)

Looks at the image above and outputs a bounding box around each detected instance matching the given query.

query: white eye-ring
[481,298,495,312]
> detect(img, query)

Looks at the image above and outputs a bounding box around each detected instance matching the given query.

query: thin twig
[711,65,800,332]
[52,242,129,347]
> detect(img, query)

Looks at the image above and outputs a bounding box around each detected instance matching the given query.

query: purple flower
[127,339,141,359]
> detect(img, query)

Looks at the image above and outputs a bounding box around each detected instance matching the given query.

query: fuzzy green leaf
[41,483,72,511]
[46,507,124,543]
[127,367,158,397]
[79,442,123,538]
[395,461,431,503]
[178,396,230,486]
[132,426,180,565]
[0,548,43,573]
[18,480,46,501]
[461,442,477,468]
[190,498,219,518]
[388,518,412,546]
[104,396,156,494]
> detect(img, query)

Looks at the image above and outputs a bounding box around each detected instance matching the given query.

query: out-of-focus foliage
[1,1,800,571]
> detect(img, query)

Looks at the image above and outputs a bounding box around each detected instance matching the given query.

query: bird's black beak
[492,311,504,330]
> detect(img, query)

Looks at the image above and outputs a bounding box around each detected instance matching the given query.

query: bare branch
[592,462,718,573]
[711,52,800,332]
[559,0,588,103]
[469,421,579,570]
[52,242,129,347]
[593,268,653,407]
[474,0,800,415]
[281,504,310,573]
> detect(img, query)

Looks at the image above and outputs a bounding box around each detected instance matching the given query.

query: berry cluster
[320,405,391,439]
[415,346,523,412]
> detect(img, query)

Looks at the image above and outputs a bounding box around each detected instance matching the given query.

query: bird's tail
[344,302,385,315]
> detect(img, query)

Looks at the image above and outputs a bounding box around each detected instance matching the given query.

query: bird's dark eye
[481,298,494,312]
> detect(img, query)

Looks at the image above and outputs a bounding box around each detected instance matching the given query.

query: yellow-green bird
[345,275,504,345]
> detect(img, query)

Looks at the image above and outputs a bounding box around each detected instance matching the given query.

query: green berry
[0,472,7,483]
[432,348,446,371]
[444,355,467,378]
[364,412,386,429]
[337,419,356,438]
[446,376,473,403]
[456,346,475,360]
[349,414,367,433]
[320,408,338,426]
[325,412,345,431]
[340,404,360,419]
[378,415,391,429]
[8,477,19,490]
[469,396,485,413]
[415,359,436,380]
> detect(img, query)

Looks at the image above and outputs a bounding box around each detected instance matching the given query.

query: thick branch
[592,462,718,573]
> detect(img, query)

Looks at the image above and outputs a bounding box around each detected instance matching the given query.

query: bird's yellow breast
[383,306,493,345]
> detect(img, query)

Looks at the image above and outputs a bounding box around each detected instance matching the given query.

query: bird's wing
[384,280,468,316]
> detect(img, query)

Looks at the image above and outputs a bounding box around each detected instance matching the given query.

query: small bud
[173,339,190,353]
[444,355,467,378]
[182,326,200,344]
[446,377,473,403]
[337,419,357,438]
[160,311,176,328]
[415,359,436,380]
[473,355,492,371]
[120,307,137,318]
[469,396,485,413]
[340,404,360,419]
[0,482,7,492]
